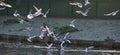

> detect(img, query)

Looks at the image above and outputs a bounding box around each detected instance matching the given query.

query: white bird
[63,32,70,40]
[13,10,25,18]
[25,27,36,42]
[13,10,24,24]
[33,5,44,16]
[0,7,5,10]
[38,26,47,39]
[84,0,91,6]
[85,46,94,52]
[46,43,53,49]
[38,32,45,39]
[27,36,36,42]
[76,8,91,16]
[60,41,65,49]
[69,19,76,27]
[27,10,37,19]
[104,10,119,16]
[13,10,20,17]
[43,9,50,18]
[60,32,71,47]
[13,10,30,25]
[0,1,12,8]
[45,26,57,40]
[69,2,83,8]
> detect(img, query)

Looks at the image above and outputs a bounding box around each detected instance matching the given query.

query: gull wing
[45,9,50,15]
[33,5,39,11]
[115,10,119,13]
[63,32,70,40]
[70,19,76,24]
[29,9,32,14]
[85,7,91,14]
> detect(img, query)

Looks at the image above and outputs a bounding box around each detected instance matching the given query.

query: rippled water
[0,47,119,55]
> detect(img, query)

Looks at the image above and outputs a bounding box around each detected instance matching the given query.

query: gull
[45,26,57,40]
[69,19,76,27]
[104,10,119,16]
[0,7,5,10]
[38,26,47,39]
[13,10,20,17]
[13,10,31,25]
[27,36,36,42]
[84,0,91,6]
[60,41,65,50]
[13,10,24,24]
[27,10,37,19]
[46,43,53,49]
[0,1,12,8]
[13,10,25,18]
[76,8,91,16]
[60,32,71,49]
[43,9,50,18]
[25,27,36,42]
[85,46,94,52]
[38,32,44,39]
[33,5,44,16]
[69,2,83,8]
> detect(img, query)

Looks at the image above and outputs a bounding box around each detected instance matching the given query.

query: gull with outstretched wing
[69,2,83,8]
[33,5,44,16]
[69,19,76,27]
[76,8,91,16]
[0,1,12,8]
[104,10,119,16]
[84,0,91,6]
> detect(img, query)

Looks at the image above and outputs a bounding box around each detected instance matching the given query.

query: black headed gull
[104,10,119,16]
[60,32,71,49]
[45,26,57,40]
[76,8,91,16]
[85,46,94,52]
[69,2,83,8]
[33,5,44,16]
[13,10,30,25]
[0,1,12,8]
[46,43,53,49]
[69,19,76,27]
[13,10,24,24]
[38,26,47,39]
[84,0,91,6]
[13,10,20,17]
[27,10,37,19]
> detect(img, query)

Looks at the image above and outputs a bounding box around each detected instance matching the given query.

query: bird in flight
[69,19,76,28]
[84,0,91,6]
[76,8,91,16]
[0,0,12,8]
[85,46,94,52]
[27,10,38,19]
[69,2,83,8]
[104,10,119,16]
[33,5,44,16]
[13,10,30,25]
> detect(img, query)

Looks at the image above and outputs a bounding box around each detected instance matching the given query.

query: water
[0,47,119,55]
